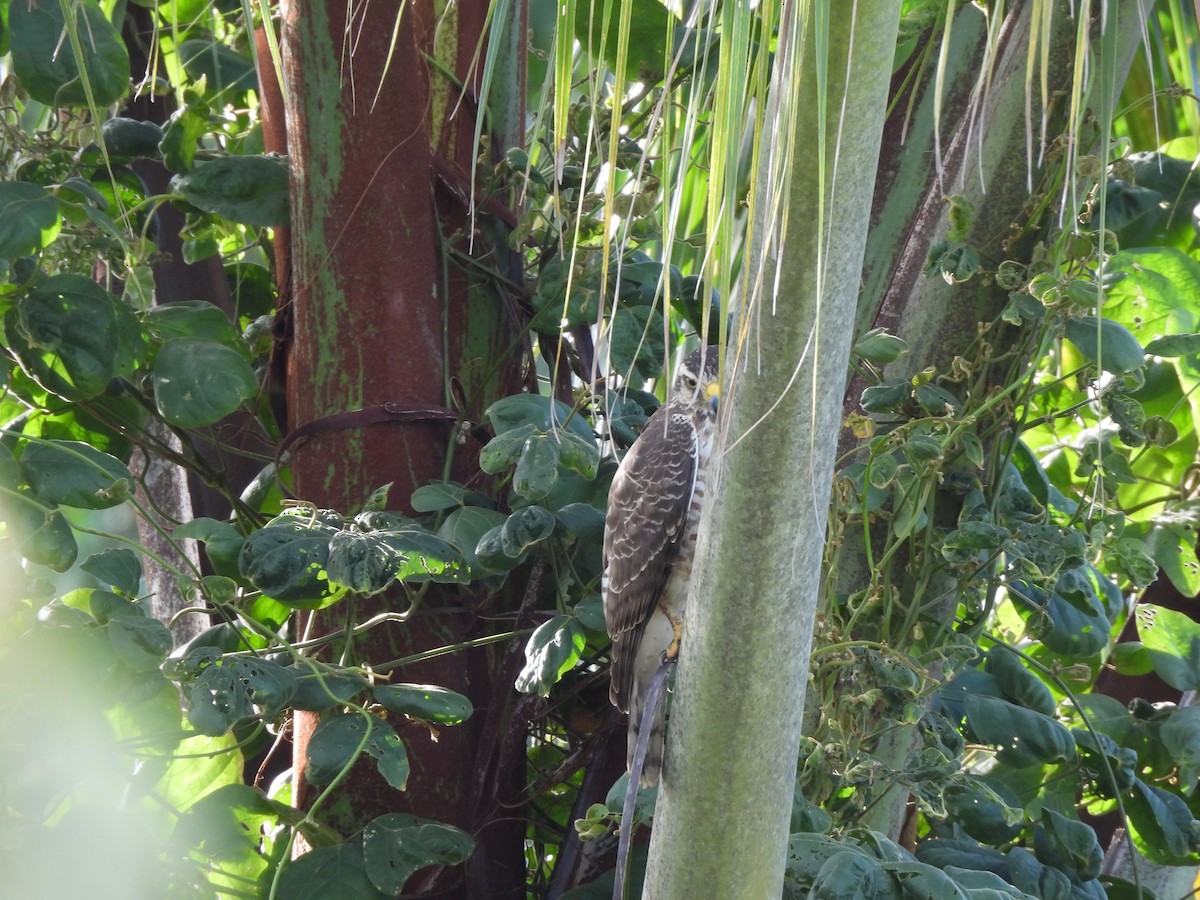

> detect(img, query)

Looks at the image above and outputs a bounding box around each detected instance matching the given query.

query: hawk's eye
[683,375,697,389]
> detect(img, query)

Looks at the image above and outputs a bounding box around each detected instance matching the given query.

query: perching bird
[602,345,721,786]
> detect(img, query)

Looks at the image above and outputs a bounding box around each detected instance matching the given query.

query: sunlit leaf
[0,181,60,259]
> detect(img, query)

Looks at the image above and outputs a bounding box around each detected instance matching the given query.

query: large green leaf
[307,713,409,790]
[142,300,242,347]
[372,684,473,726]
[152,338,258,427]
[239,510,346,609]
[274,842,384,899]
[1122,779,1199,865]
[361,814,474,895]
[1135,604,1200,690]
[9,0,130,107]
[1063,316,1145,375]
[485,393,594,441]
[0,181,60,259]
[173,155,289,227]
[1033,809,1102,883]
[10,494,78,571]
[963,694,1075,768]
[5,275,125,400]
[80,548,142,595]
[20,440,131,509]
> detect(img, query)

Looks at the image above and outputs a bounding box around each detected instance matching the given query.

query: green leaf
[142,300,241,347]
[1160,706,1200,787]
[188,665,253,736]
[1033,809,1102,882]
[0,181,60,259]
[274,843,383,899]
[479,423,537,474]
[107,615,174,671]
[941,778,1023,845]
[513,435,561,500]
[174,517,245,579]
[173,155,289,227]
[879,860,970,900]
[609,305,665,381]
[227,657,297,717]
[326,524,469,594]
[361,813,474,895]
[20,439,131,509]
[1064,317,1145,374]
[1135,604,1200,690]
[985,647,1055,717]
[239,510,346,609]
[290,670,370,712]
[410,481,490,512]
[555,502,606,543]
[373,684,473,726]
[1123,779,1199,865]
[556,430,600,479]
[485,394,594,441]
[964,694,1075,767]
[854,327,908,364]
[5,275,124,399]
[437,506,507,571]
[9,0,130,107]
[100,117,164,158]
[178,39,258,96]
[1144,333,1200,357]
[809,851,889,900]
[501,505,556,556]
[515,615,585,695]
[152,338,259,427]
[11,495,78,571]
[307,714,409,790]
[80,548,142,595]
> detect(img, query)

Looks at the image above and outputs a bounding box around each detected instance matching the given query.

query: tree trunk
[642,3,902,896]
[280,2,523,895]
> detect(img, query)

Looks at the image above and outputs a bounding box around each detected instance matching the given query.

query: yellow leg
[663,608,685,659]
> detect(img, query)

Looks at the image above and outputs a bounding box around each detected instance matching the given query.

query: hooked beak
[706,381,720,413]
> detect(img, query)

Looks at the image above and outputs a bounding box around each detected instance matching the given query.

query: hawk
[603,345,721,786]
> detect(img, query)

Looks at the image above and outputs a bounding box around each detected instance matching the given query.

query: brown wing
[602,402,697,710]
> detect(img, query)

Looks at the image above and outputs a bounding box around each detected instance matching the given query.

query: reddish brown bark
[279,3,524,895]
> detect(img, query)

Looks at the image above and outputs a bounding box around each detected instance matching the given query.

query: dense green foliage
[0,0,1199,898]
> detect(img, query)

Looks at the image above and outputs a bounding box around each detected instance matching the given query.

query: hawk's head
[673,345,721,417]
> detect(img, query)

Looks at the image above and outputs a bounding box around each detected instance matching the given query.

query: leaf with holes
[239,510,345,609]
[189,665,254,736]
[1136,604,1200,691]
[361,814,475,896]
